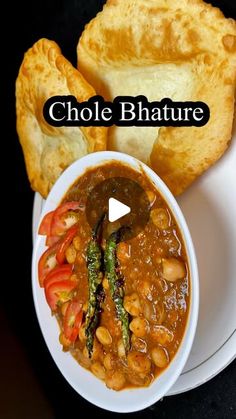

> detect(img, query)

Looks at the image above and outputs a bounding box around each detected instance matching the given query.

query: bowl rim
[32,150,199,413]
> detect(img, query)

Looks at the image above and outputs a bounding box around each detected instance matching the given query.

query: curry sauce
[41,162,190,390]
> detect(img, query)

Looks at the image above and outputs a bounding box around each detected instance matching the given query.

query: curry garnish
[104,229,130,352]
[85,215,105,357]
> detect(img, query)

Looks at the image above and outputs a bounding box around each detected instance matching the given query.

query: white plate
[32,125,236,395]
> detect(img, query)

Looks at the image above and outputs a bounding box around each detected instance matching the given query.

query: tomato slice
[51,201,84,236]
[38,242,59,287]
[44,264,73,291]
[64,300,83,343]
[45,280,77,311]
[46,235,60,247]
[38,211,55,236]
[56,225,78,265]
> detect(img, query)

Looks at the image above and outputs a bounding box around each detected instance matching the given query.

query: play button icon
[108,198,131,222]
[86,177,150,241]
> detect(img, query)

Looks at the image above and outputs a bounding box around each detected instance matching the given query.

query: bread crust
[77,0,236,195]
[16,38,107,197]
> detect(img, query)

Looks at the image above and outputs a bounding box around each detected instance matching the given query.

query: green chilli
[104,230,130,352]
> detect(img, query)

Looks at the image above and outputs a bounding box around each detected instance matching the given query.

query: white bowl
[32,151,199,413]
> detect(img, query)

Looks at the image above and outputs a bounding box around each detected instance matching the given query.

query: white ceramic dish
[32,151,199,412]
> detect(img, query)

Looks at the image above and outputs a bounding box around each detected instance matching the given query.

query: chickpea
[162,258,186,282]
[91,362,106,380]
[128,372,152,387]
[59,332,71,347]
[127,351,151,373]
[92,338,104,361]
[151,325,173,345]
[76,350,91,369]
[65,244,77,264]
[117,242,131,263]
[131,334,147,353]
[72,236,82,251]
[61,301,69,316]
[102,277,109,290]
[96,326,112,346]
[103,353,115,370]
[79,323,86,342]
[105,371,126,391]
[151,208,169,229]
[129,317,148,338]
[156,303,166,324]
[82,357,92,369]
[157,277,168,293]
[143,302,157,323]
[151,347,169,368]
[117,339,126,358]
[76,253,84,265]
[138,280,153,301]
[124,293,142,316]
[73,235,81,251]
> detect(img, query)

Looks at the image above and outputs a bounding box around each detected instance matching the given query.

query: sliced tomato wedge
[56,225,78,265]
[46,235,60,247]
[38,211,55,236]
[64,300,83,343]
[51,201,84,236]
[44,264,73,291]
[45,280,77,311]
[38,242,59,287]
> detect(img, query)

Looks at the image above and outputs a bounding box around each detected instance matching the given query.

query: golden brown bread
[16,38,107,197]
[77,0,236,195]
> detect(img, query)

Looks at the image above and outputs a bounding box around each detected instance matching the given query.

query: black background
[3,0,236,418]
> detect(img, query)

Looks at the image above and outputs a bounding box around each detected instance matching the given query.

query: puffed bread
[77,0,236,195]
[16,38,107,197]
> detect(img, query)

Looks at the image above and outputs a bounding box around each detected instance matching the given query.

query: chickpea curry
[38,162,190,391]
